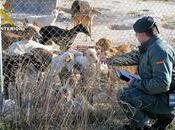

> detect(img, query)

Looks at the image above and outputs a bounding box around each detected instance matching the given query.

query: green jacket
[107,35,175,95]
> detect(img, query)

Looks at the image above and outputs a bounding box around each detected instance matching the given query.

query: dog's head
[62,53,75,63]
[75,24,91,36]
[96,38,112,51]
[71,0,81,16]
[84,48,99,63]
[22,25,40,40]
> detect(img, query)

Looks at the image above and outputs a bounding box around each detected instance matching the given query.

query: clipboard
[116,69,141,82]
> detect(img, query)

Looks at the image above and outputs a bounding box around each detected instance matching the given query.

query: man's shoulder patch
[155,60,164,65]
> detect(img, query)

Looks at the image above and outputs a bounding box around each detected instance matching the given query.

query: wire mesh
[1,0,175,129]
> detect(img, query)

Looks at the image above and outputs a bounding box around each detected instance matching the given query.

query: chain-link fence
[1,0,175,129]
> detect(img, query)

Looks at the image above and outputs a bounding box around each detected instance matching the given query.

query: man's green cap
[133,16,156,33]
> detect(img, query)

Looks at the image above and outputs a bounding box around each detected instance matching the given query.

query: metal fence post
[0,17,3,113]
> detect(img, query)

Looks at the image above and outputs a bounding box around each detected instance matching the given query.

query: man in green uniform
[107,16,175,130]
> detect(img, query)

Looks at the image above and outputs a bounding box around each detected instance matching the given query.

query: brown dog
[96,38,112,51]
[59,0,100,39]
[106,43,131,57]
[72,10,98,37]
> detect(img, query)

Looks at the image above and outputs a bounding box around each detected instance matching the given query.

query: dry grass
[0,41,139,130]
[2,63,175,130]
[0,64,130,130]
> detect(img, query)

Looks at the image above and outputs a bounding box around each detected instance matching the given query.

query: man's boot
[122,124,150,130]
[150,113,175,130]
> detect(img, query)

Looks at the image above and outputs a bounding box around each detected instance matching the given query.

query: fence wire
[1,0,175,129]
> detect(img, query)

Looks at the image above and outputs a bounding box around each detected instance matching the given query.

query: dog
[59,0,100,40]
[106,43,131,57]
[96,38,112,51]
[72,10,98,38]
[3,48,53,100]
[23,9,59,28]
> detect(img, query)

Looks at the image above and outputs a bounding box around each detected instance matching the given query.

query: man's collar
[139,35,160,54]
